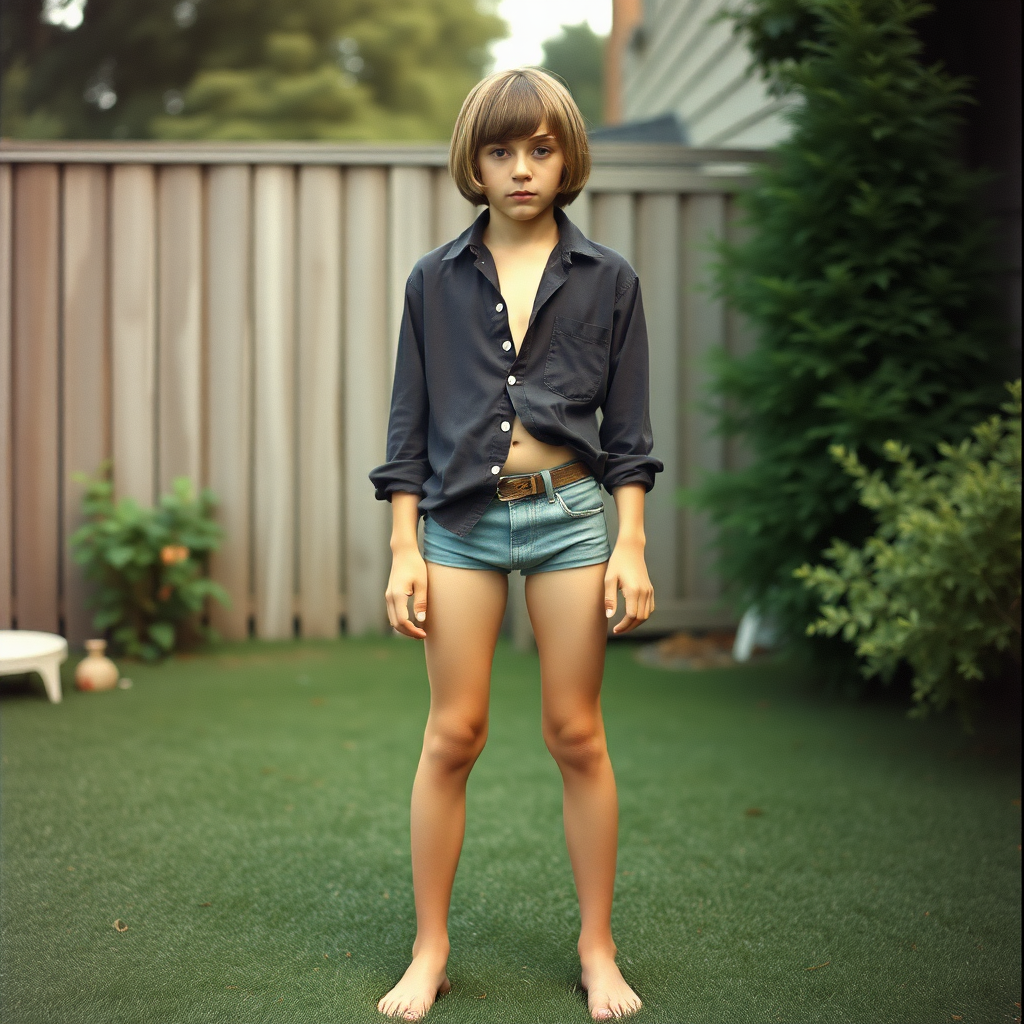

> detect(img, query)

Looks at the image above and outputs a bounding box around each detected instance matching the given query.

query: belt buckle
[496,474,540,501]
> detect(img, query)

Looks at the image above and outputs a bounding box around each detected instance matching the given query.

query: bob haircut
[449,68,591,208]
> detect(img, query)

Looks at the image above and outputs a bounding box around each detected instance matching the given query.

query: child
[369,67,662,1021]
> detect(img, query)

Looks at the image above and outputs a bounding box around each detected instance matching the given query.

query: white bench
[0,631,68,703]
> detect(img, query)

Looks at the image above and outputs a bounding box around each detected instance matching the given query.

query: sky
[489,0,613,72]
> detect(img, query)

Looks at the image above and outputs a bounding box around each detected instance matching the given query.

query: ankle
[411,936,450,962]
[578,938,617,962]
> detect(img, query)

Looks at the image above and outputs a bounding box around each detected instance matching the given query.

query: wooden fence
[0,140,762,646]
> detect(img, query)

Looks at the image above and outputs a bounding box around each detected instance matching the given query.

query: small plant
[796,382,1021,724]
[69,463,230,661]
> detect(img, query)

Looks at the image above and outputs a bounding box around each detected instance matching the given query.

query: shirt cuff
[369,459,431,501]
[601,453,663,493]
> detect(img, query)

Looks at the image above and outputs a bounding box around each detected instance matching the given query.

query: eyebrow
[487,132,557,147]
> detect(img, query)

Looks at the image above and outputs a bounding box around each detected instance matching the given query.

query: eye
[490,147,508,158]
[534,146,551,157]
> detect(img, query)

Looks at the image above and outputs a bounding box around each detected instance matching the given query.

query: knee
[423,716,488,774]
[543,717,607,775]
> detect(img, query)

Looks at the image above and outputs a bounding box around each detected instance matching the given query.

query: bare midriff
[500,418,576,476]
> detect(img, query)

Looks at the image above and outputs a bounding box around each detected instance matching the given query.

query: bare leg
[378,564,507,1021]
[526,564,642,1021]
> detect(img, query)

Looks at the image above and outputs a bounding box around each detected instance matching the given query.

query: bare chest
[491,250,549,353]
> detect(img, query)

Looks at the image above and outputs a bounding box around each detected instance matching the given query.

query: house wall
[621,0,795,146]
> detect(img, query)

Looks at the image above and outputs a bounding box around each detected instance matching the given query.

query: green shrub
[694,0,1007,658]
[796,382,1021,722]
[69,464,230,661]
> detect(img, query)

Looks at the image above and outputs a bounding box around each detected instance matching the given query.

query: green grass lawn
[0,637,1019,1024]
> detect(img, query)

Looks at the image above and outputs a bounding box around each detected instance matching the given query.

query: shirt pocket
[543,316,611,403]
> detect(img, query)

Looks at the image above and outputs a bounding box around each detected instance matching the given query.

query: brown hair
[449,68,591,208]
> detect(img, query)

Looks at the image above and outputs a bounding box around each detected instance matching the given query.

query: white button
[496,303,504,312]
[500,420,511,431]
[502,340,512,351]
[507,375,516,385]
[490,465,501,475]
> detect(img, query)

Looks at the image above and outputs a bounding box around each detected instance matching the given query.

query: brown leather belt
[496,460,591,501]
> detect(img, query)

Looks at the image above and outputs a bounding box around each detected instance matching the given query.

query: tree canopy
[1,0,506,140]
[540,21,604,127]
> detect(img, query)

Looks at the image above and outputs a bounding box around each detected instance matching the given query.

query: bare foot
[377,950,451,1021]
[580,950,642,1020]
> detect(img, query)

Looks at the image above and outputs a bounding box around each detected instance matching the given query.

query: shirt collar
[441,206,603,263]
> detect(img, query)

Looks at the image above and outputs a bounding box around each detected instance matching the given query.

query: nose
[512,149,532,180]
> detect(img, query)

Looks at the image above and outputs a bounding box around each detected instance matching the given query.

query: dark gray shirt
[369,207,663,537]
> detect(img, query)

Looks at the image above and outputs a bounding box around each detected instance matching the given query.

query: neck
[483,203,560,250]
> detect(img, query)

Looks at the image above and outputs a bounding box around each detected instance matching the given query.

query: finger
[625,585,639,623]
[614,586,640,634]
[412,575,428,627]
[394,588,426,640]
[603,572,618,620]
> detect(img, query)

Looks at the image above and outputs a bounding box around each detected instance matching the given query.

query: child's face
[475,121,566,222]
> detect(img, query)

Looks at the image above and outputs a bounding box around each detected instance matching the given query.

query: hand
[604,540,654,635]
[385,544,428,639]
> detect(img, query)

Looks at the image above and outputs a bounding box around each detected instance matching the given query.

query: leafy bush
[694,0,1007,657]
[796,382,1021,722]
[70,464,229,661]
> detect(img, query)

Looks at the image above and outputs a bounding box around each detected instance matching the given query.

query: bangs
[476,74,550,146]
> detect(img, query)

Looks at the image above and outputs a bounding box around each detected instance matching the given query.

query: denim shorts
[424,471,611,576]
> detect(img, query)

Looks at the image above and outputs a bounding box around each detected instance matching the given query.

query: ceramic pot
[75,639,119,692]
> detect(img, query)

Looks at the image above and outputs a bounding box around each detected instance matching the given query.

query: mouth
[509,191,536,198]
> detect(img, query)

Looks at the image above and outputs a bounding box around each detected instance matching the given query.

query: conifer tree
[697,0,1007,654]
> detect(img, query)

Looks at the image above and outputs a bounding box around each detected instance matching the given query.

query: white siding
[624,0,795,147]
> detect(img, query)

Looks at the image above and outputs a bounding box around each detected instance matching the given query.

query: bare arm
[604,483,655,634]
[385,492,429,639]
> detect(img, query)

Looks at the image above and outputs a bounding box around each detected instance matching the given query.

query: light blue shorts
[424,472,611,576]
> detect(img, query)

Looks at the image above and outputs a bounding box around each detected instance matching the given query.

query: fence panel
[637,193,682,607]
[343,167,390,635]
[111,165,157,507]
[157,165,203,493]
[62,165,109,645]
[681,194,728,606]
[297,165,343,638]
[252,165,296,640]
[12,164,61,633]
[205,165,252,640]
[0,165,13,631]
[0,142,758,641]
[387,166,433,380]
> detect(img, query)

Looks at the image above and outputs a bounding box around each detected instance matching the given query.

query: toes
[402,997,426,1021]
[378,995,401,1019]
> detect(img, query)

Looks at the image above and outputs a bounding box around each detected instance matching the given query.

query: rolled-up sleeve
[599,275,664,492]
[369,273,432,501]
